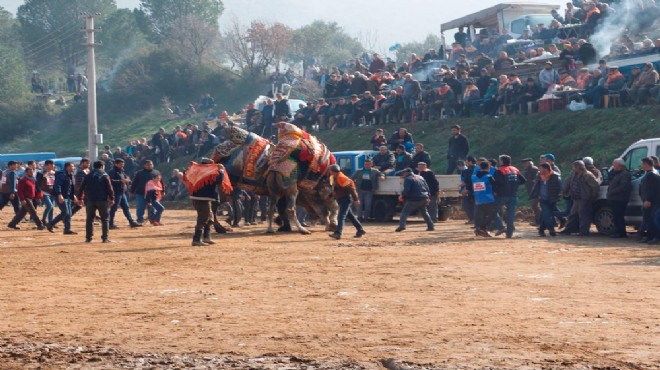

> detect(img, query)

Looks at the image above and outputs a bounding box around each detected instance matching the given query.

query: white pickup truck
[333,151,462,222]
[593,138,660,234]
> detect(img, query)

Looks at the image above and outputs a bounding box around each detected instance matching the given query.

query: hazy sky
[1,0,566,52]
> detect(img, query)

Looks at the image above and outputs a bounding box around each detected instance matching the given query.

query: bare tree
[357,28,380,53]
[165,14,219,66]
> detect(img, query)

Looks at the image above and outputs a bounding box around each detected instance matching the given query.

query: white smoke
[589,0,660,58]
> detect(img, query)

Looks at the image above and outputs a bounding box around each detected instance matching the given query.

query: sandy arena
[0,209,658,369]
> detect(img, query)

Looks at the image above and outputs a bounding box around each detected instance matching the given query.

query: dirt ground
[0,209,659,370]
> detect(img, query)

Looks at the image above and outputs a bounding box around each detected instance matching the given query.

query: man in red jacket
[7,167,45,230]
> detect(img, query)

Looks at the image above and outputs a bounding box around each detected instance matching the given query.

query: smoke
[589,0,660,58]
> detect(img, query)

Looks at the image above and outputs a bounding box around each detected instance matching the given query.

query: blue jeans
[134,194,147,223]
[357,189,374,220]
[41,194,54,224]
[403,97,417,122]
[149,200,164,222]
[110,193,134,226]
[335,196,362,236]
[57,199,73,232]
[495,196,518,237]
[539,199,557,232]
[399,199,434,229]
[553,198,573,219]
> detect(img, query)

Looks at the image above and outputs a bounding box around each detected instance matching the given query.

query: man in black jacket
[460,156,477,223]
[189,159,225,246]
[417,162,440,223]
[273,93,290,122]
[639,157,660,243]
[493,155,527,238]
[411,143,432,169]
[606,158,632,238]
[388,127,413,151]
[78,161,114,243]
[130,160,161,225]
[447,125,470,174]
[107,159,140,229]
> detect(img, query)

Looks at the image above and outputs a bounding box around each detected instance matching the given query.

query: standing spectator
[369,53,386,74]
[606,158,632,238]
[146,173,165,226]
[273,93,291,121]
[531,163,562,237]
[6,167,44,230]
[107,159,140,229]
[460,156,477,223]
[493,155,527,238]
[521,158,540,224]
[36,159,56,226]
[188,159,225,246]
[447,125,470,174]
[47,162,78,235]
[472,161,497,237]
[261,99,275,137]
[0,160,20,215]
[402,74,421,123]
[78,161,114,243]
[454,26,469,47]
[395,168,434,232]
[370,128,387,150]
[411,143,432,170]
[417,162,440,223]
[328,164,365,240]
[561,160,600,236]
[130,160,160,225]
[351,158,384,222]
[638,157,660,244]
[538,61,560,90]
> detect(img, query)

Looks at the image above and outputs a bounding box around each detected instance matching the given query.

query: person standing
[78,161,114,243]
[494,155,526,238]
[606,158,632,238]
[402,74,421,123]
[0,160,20,215]
[460,156,477,223]
[638,157,660,244]
[187,159,226,246]
[130,160,159,225]
[107,159,140,229]
[47,162,78,235]
[351,158,384,222]
[50,158,91,230]
[6,167,44,230]
[521,158,540,225]
[472,161,497,237]
[531,163,562,237]
[396,168,434,232]
[36,159,56,226]
[328,164,365,240]
[561,160,600,236]
[447,125,470,174]
[417,162,440,223]
[145,173,165,226]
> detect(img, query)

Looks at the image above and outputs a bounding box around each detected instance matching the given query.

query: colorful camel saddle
[220,125,271,192]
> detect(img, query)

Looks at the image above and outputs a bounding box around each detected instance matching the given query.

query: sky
[1,0,566,52]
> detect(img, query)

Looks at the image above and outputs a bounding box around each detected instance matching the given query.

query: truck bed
[374,175,462,198]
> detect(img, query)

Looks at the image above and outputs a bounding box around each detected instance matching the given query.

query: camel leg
[266,194,278,234]
[325,199,339,232]
[286,192,311,235]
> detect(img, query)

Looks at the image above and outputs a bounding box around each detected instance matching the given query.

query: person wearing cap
[513,77,543,114]
[530,163,562,237]
[0,160,20,216]
[606,158,632,238]
[493,155,527,238]
[561,160,599,236]
[328,164,365,239]
[417,162,440,223]
[539,61,560,90]
[447,125,470,175]
[393,145,413,174]
[396,167,434,232]
[630,62,659,106]
[351,158,384,222]
[542,154,561,176]
[472,161,497,237]
[108,158,140,229]
[638,157,660,244]
[78,160,115,243]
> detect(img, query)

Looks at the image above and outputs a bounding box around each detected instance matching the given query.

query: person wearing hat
[541,154,561,176]
[351,158,385,222]
[530,163,562,237]
[107,158,140,229]
[606,158,632,238]
[583,157,602,184]
[396,167,434,232]
[560,160,599,236]
[539,61,559,90]
[328,164,365,239]
[188,158,226,246]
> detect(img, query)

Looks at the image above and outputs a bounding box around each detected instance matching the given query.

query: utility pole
[82,13,101,162]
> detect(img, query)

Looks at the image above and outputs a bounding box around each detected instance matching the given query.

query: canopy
[440,2,560,32]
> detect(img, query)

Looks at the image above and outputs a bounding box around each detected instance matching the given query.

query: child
[146,174,165,226]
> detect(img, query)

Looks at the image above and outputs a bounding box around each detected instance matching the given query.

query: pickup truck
[333,151,462,222]
[593,138,660,235]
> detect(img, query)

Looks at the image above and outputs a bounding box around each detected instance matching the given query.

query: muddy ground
[0,209,658,369]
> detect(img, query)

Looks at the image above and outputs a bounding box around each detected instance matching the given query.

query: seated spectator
[539,61,560,91]
[374,90,403,125]
[411,143,432,169]
[620,66,642,105]
[461,80,481,117]
[393,145,413,174]
[418,86,439,121]
[513,78,543,114]
[436,82,457,116]
[559,70,577,88]
[329,98,350,130]
[576,67,593,89]
[630,62,660,106]
[515,50,528,63]
[370,128,387,151]
[388,128,413,151]
[372,146,395,172]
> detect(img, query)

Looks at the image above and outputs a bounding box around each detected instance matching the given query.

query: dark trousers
[399,199,434,229]
[109,193,134,226]
[9,200,43,228]
[539,200,558,233]
[193,199,213,241]
[609,200,628,237]
[475,202,497,230]
[641,205,660,239]
[86,201,109,240]
[335,196,362,236]
[564,199,593,235]
[446,158,460,174]
[462,196,475,221]
[0,193,20,214]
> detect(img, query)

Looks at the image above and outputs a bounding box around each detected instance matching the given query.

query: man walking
[7,167,44,230]
[351,158,384,222]
[396,168,434,232]
[47,162,78,235]
[0,160,20,215]
[187,159,226,246]
[417,162,440,223]
[328,164,365,240]
[606,158,632,238]
[494,155,526,238]
[447,125,470,174]
[130,160,160,225]
[107,158,140,229]
[638,157,660,244]
[460,156,477,223]
[531,163,562,237]
[36,159,56,226]
[521,158,540,225]
[472,161,497,237]
[78,161,115,243]
[561,160,599,236]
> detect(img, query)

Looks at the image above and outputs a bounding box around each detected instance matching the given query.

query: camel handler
[183,158,230,246]
[328,164,366,240]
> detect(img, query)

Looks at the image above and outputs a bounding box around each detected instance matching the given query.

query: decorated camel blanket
[183,162,232,196]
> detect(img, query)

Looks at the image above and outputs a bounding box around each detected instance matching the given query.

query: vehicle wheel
[594,205,616,235]
[438,205,452,222]
[373,197,395,222]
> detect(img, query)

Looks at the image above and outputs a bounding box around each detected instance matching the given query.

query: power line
[21,18,81,53]
[22,26,83,58]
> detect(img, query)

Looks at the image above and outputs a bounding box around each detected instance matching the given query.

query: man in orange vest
[328,164,365,240]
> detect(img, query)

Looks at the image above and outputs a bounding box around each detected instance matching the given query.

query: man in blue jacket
[107,159,141,229]
[395,168,434,232]
[0,160,20,215]
[47,162,79,235]
[473,161,496,237]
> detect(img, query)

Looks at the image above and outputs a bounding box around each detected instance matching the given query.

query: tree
[224,19,292,78]
[0,44,29,102]
[138,0,223,41]
[99,8,149,65]
[164,14,219,66]
[17,0,117,75]
[287,21,365,69]
[395,34,442,63]
[0,6,20,47]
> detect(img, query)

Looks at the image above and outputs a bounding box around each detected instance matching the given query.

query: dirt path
[0,210,658,369]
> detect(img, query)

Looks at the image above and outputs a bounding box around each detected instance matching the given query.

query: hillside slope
[317,106,660,173]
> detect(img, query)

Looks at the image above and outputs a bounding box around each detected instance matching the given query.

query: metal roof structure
[440,1,560,32]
